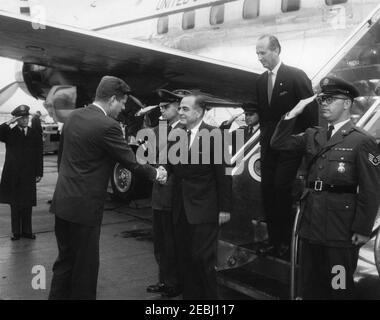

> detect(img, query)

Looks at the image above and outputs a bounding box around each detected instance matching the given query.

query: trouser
[11,205,32,235]
[174,203,219,300]
[49,216,101,300]
[153,209,180,288]
[261,148,301,247]
[299,239,359,300]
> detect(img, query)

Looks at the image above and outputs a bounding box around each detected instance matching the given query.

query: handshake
[156,166,168,184]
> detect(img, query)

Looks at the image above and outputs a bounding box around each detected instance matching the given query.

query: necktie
[187,130,192,149]
[267,71,274,105]
[326,125,334,141]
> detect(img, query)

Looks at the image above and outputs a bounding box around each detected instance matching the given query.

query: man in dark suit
[0,105,43,241]
[169,94,232,299]
[271,76,380,299]
[48,76,167,300]
[147,90,182,298]
[255,34,318,257]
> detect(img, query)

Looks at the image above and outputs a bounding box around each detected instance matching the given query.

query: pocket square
[279,91,288,96]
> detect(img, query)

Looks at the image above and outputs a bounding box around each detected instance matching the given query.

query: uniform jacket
[151,121,181,211]
[256,63,318,161]
[50,104,157,226]
[0,123,43,206]
[271,117,380,246]
[170,121,232,224]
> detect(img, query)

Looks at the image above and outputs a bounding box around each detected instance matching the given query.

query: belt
[308,181,357,194]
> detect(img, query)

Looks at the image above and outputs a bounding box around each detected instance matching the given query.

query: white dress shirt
[329,119,351,138]
[188,119,203,148]
[268,61,282,88]
[92,102,107,116]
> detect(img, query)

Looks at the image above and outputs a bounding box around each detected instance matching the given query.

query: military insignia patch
[369,153,380,166]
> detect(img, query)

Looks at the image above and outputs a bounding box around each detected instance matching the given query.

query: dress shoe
[161,286,182,298]
[21,233,36,240]
[256,243,276,257]
[146,282,165,293]
[11,234,20,241]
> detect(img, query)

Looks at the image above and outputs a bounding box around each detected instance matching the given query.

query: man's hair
[193,95,207,114]
[95,76,131,102]
[258,34,281,54]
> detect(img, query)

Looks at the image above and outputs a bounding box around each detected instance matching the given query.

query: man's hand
[36,176,42,183]
[219,212,231,226]
[351,233,370,246]
[156,166,167,184]
[226,112,243,127]
[286,94,317,119]
[6,116,22,125]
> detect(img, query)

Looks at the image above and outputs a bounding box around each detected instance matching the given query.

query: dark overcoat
[0,123,43,206]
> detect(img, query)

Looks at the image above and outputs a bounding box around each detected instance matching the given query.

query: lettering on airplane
[156,0,220,11]
[156,0,198,11]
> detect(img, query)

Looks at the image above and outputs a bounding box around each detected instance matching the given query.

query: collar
[170,119,181,129]
[92,102,107,116]
[189,119,203,135]
[329,119,350,133]
[269,61,282,75]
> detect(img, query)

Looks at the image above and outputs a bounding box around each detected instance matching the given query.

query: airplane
[0,0,379,299]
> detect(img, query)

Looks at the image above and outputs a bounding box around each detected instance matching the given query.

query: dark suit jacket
[50,104,157,226]
[256,63,317,160]
[170,121,232,224]
[0,123,43,206]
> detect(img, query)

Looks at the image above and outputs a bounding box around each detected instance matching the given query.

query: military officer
[146,89,183,298]
[271,76,380,299]
[0,105,43,240]
[220,102,259,156]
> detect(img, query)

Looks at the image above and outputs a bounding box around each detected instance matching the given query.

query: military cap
[156,89,192,103]
[242,102,259,114]
[319,76,360,100]
[11,105,30,117]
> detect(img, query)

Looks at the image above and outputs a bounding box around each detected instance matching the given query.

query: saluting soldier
[220,102,260,156]
[0,105,43,240]
[271,76,380,299]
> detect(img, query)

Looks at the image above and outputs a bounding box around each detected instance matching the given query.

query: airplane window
[157,16,169,34]
[210,4,224,25]
[325,0,347,5]
[243,0,260,19]
[182,10,195,30]
[281,0,300,12]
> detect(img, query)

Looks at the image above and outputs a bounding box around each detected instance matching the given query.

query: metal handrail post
[290,205,302,300]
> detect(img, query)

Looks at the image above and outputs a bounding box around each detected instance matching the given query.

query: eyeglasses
[316,95,349,105]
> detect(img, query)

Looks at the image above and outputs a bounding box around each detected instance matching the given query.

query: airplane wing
[0,11,260,104]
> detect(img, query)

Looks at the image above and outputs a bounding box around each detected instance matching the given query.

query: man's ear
[343,99,352,110]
